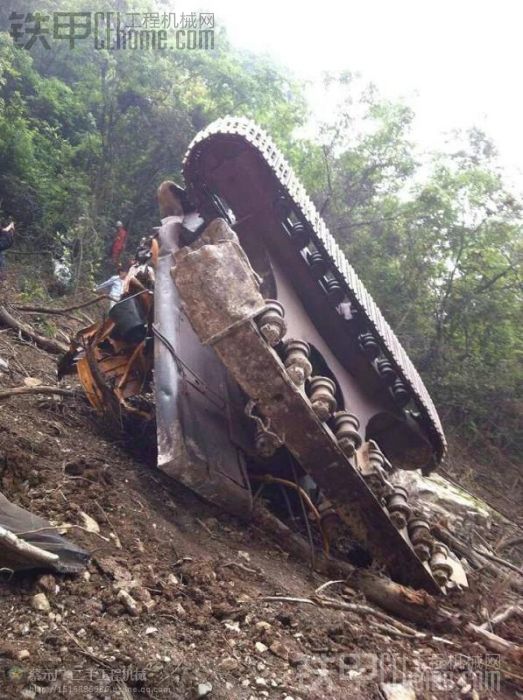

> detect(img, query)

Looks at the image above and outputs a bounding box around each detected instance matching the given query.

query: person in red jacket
[111,220,128,267]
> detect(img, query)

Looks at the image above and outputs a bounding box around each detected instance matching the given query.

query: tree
[303,75,522,457]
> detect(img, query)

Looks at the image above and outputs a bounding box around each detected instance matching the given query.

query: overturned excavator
[61,117,466,594]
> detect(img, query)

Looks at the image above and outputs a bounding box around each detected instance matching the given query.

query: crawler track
[183,117,446,464]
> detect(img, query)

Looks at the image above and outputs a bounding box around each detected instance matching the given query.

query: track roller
[307,376,337,421]
[407,512,433,561]
[359,332,380,359]
[386,485,411,529]
[430,542,453,587]
[333,411,362,457]
[282,339,312,387]
[256,300,286,346]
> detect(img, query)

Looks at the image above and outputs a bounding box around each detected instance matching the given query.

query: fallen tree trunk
[349,569,447,628]
[480,605,523,630]
[14,295,108,315]
[254,506,523,664]
[0,305,68,354]
[0,385,78,401]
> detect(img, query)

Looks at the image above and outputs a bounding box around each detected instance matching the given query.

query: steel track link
[183,117,446,464]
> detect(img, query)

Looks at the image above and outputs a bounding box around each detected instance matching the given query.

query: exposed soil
[0,265,522,700]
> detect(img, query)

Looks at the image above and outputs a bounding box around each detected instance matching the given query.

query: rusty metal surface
[182,117,446,464]
[154,219,252,517]
[172,234,441,593]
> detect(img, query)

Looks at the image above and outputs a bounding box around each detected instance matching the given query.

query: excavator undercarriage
[61,118,466,594]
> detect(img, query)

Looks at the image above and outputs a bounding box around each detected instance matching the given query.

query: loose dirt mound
[0,269,521,699]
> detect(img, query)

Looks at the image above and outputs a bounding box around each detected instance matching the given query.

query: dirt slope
[0,267,522,700]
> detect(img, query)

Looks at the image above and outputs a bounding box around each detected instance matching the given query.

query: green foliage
[0,10,521,459]
[0,1,305,271]
[309,76,522,456]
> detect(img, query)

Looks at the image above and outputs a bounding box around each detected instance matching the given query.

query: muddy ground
[0,266,522,700]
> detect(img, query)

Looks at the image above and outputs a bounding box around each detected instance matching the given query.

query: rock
[218,657,239,671]
[145,626,158,635]
[95,556,132,582]
[395,471,491,529]
[255,642,268,653]
[238,550,251,562]
[236,593,252,603]
[224,621,240,633]
[36,574,56,593]
[116,589,142,616]
[23,377,41,387]
[269,641,289,661]
[255,677,267,686]
[212,602,237,620]
[197,681,213,697]
[255,621,272,631]
[17,650,30,661]
[288,650,304,666]
[380,682,416,700]
[109,531,122,548]
[31,593,51,612]
[79,511,100,533]
[20,689,35,699]
[132,586,153,603]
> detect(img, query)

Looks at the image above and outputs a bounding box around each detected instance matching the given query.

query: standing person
[111,220,128,267]
[0,220,15,281]
[95,267,127,308]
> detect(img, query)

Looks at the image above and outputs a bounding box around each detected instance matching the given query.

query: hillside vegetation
[0,0,521,461]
